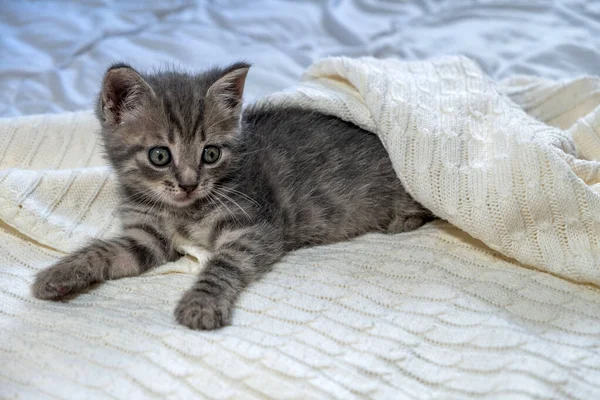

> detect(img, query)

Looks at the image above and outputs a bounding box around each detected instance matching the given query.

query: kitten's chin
[170,194,198,208]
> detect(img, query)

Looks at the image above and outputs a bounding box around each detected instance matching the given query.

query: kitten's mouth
[166,185,209,207]
[172,192,198,206]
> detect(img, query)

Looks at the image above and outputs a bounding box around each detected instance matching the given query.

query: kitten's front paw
[175,289,232,330]
[32,259,95,300]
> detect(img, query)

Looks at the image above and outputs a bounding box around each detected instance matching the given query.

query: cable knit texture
[1,56,600,399]
[256,56,600,285]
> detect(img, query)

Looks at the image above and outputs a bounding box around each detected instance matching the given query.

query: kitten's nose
[178,183,198,193]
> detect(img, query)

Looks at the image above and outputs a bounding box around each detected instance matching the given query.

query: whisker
[215,185,261,207]
[210,191,241,225]
[206,192,226,224]
[213,188,252,222]
[124,187,166,227]
[236,148,265,157]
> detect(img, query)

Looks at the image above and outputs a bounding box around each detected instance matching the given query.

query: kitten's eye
[148,147,171,166]
[202,146,221,164]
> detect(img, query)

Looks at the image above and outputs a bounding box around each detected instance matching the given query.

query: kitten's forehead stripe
[192,108,205,141]
[163,96,184,135]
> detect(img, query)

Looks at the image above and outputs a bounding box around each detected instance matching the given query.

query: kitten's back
[239,107,430,249]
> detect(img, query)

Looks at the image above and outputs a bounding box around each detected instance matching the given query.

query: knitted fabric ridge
[255,56,600,285]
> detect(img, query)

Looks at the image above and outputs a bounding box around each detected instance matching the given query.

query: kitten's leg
[387,213,432,233]
[388,197,435,234]
[32,224,177,300]
[175,223,283,330]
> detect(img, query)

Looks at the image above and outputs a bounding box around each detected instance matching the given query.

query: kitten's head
[96,62,250,208]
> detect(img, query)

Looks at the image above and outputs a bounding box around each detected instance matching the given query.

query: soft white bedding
[2,1,600,399]
[257,55,600,285]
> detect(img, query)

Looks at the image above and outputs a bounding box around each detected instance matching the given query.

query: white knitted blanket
[256,56,600,285]
[1,57,600,399]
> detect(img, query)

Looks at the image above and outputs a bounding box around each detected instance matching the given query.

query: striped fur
[32,63,434,330]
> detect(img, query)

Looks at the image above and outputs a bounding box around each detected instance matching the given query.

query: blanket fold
[255,56,600,285]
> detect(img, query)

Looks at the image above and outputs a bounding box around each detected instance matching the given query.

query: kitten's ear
[99,63,154,126]
[206,62,250,112]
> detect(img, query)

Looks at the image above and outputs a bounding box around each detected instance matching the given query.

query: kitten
[32,62,434,330]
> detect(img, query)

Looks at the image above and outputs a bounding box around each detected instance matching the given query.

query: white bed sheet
[2,0,600,118]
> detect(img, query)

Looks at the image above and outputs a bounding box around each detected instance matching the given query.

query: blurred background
[1,0,599,117]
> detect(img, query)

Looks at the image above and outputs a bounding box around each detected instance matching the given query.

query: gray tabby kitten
[32,62,433,330]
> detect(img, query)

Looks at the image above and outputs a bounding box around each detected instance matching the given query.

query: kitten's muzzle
[178,183,199,193]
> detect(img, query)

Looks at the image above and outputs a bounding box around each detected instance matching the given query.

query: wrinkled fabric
[2,0,600,117]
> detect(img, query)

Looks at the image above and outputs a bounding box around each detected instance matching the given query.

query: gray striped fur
[32,63,434,330]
